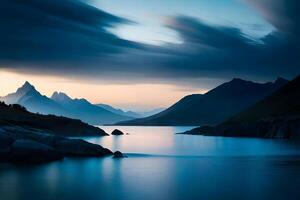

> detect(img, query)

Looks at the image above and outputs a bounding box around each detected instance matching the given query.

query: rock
[53,139,113,157]
[0,127,114,164]
[111,129,124,135]
[26,133,113,157]
[10,139,63,164]
[27,132,65,147]
[113,151,125,158]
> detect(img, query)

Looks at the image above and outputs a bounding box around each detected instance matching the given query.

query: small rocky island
[111,129,125,135]
[113,151,126,158]
[0,102,122,164]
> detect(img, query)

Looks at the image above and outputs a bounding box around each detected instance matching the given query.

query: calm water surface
[1,126,300,200]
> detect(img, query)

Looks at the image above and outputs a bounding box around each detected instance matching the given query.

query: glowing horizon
[0,70,209,112]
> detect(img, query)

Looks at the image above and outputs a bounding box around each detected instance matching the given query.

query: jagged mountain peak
[16,81,37,94]
[0,82,133,125]
[51,91,73,102]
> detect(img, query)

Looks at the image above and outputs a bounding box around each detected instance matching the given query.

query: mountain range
[96,103,142,118]
[182,75,300,139]
[0,82,134,125]
[117,78,289,126]
[96,104,165,118]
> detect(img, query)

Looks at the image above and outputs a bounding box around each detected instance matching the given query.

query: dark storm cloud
[0,0,138,62]
[156,14,299,80]
[246,0,300,36]
[0,0,299,84]
[146,0,300,80]
[165,16,254,49]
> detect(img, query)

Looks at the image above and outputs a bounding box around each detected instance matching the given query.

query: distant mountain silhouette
[117,78,289,126]
[51,92,134,124]
[96,103,142,118]
[1,81,68,115]
[138,108,166,117]
[182,75,300,138]
[96,104,165,118]
[0,82,133,125]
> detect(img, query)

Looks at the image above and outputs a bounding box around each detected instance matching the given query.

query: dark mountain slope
[182,75,300,139]
[117,78,288,126]
[96,103,142,118]
[229,76,300,122]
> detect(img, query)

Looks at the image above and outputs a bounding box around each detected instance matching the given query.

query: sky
[0,0,299,111]
[92,0,273,44]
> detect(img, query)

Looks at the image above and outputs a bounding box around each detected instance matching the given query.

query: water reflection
[85,126,300,156]
[1,126,300,200]
[1,156,300,200]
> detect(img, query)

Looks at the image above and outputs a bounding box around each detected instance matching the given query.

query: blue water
[1,126,300,200]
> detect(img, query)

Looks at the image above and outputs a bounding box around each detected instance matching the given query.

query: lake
[1,126,300,200]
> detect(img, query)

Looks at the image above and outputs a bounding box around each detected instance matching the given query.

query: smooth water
[1,126,300,200]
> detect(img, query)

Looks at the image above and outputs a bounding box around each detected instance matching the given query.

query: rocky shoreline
[179,117,300,139]
[0,125,116,164]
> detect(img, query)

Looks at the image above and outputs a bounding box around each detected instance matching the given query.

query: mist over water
[1,126,300,200]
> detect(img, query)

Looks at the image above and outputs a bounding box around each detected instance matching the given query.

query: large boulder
[0,127,116,164]
[27,133,65,147]
[111,129,124,136]
[27,134,113,157]
[53,139,113,157]
[10,139,63,164]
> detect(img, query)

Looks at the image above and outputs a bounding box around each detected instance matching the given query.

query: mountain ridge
[181,75,300,138]
[116,77,289,126]
[96,103,142,118]
[0,82,133,125]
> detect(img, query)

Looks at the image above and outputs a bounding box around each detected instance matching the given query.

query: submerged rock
[111,129,124,135]
[113,151,125,158]
[10,139,63,164]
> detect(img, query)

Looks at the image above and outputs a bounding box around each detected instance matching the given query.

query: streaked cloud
[0,0,299,87]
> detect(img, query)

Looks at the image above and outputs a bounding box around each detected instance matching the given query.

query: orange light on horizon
[0,70,207,111]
